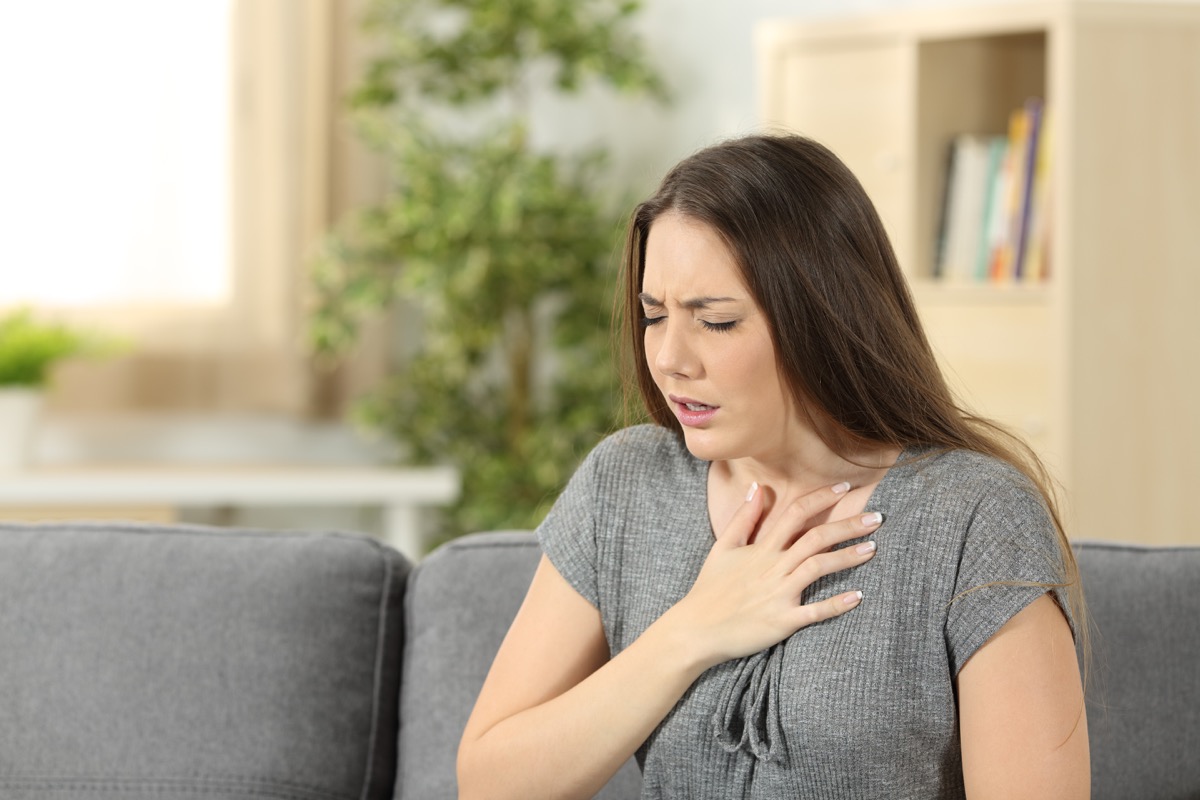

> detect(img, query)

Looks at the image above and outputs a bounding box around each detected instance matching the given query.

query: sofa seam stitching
[360,549,395,800]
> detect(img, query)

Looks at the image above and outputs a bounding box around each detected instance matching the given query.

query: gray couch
[1,523,1197,799]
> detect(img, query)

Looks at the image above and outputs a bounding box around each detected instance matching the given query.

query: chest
[621,541,963,797]
[600,498,965,783]
[706,477,880,545]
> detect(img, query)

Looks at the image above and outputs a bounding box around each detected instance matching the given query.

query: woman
[458,134,1088,798]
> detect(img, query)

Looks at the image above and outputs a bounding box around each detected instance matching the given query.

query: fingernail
[861,511,883,527]
[844,590,864,606]
[832,481,851,495]
[745,481,759,502]
[855,540,877,555]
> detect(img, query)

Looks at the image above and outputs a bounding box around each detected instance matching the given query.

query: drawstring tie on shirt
[712,642,788,764]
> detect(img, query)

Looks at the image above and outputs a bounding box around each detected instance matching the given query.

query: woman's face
[641,211,804,464]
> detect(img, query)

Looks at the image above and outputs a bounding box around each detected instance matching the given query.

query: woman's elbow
[456,737,488,800]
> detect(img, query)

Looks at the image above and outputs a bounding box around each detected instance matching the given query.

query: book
[974,136,1007,282]
[936,134,994,283]
[931,99,1052,284]
[932,140,956,280]
[988,106,1029,283]
[1011,97,1045,280]
[983,128,1016,283]
[1021,107,1054,282]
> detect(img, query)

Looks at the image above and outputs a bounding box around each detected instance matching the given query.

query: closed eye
[641,316,737,332]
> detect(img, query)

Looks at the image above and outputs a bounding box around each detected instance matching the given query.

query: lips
[669,394,719,427]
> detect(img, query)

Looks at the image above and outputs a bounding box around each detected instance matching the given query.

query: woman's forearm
[457,608,708,800]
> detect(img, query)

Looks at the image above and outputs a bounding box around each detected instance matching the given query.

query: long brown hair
[618,134,1083,623]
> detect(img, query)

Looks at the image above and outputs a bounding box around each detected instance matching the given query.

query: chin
[677,427,733,463]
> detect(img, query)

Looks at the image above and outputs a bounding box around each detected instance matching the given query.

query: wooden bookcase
[757,2,1200,544]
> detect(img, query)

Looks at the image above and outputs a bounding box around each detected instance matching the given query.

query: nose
[650,319,700,379]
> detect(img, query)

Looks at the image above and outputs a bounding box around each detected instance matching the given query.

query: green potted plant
[310,0,665,547]
[0,309,115,469]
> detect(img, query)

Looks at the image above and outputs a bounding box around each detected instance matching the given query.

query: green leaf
[0,309,121,386]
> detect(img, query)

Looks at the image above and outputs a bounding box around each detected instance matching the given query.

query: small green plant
[0,309,113,387]
[310,0,665,545]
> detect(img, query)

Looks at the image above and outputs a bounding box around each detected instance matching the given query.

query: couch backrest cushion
[396,531,641,799]
[398,532,1200,799]
[1074,540,1200,800]
[0,522,408,800]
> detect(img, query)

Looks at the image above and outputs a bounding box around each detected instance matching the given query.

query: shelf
[911,280,1053,307]
[758,1,1200,544]
[0,465,460,560]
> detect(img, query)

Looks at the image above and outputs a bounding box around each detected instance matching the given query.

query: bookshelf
[757,2,1200,544]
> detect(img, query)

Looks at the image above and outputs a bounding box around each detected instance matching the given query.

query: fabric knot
[711,643,788,764]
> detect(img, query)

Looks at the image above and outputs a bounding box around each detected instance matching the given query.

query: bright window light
[0,1,232,307]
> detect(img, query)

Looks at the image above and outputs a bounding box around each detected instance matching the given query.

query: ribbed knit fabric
[537,425,1071,799]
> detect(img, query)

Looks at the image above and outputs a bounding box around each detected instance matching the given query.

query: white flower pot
[0,387,44,471]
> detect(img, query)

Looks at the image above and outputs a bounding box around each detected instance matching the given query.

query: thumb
[715,482,763,549]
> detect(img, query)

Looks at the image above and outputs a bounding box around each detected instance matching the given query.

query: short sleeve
[945,473,1074,675]
[536,447,601,609]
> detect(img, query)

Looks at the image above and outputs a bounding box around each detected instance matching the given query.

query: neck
[715,420,901,498]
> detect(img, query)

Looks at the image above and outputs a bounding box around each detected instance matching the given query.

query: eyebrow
[638,292,740,310]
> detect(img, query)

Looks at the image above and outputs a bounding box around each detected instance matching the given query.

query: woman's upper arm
[460,554,610,745]
[957,592,1089,799]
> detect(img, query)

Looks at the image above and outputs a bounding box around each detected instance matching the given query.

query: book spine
[975,137,1006,283]
[1012,97,1044,281]
[933,139,958,280]
[1022,107,1054,282]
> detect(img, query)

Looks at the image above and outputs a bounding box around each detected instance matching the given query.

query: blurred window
[0,0,375,414]
[0,1,232,307]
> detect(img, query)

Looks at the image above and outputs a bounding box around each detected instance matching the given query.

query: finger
[714,481,765,550]
[757,481,852,550]
[792,589,865,629]
[784,525,879,592]
[785,511,883,570]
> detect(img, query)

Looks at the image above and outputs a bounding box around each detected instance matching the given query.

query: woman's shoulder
[578,424,705,489]
[907,445,1032,487]
[541,424,705,542]
[901,446,1045,514]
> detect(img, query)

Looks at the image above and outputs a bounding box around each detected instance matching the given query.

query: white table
[0,465,459,561]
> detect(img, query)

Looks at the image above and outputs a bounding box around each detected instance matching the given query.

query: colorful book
[1022,107,1054,282]
[975,136,1007,282]
[984,127,1012,281]
[933,99,1051,285]
[993,107,1027,282]
[1011,97,1045,280]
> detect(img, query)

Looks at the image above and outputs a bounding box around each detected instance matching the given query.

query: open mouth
[669,395,720,426]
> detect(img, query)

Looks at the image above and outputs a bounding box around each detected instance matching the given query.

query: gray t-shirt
[537,424,1072,799]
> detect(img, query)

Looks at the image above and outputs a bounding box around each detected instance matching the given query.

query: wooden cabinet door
[762,39,916,268]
